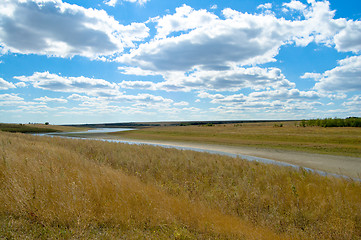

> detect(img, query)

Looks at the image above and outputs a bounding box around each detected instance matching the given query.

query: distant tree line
[300,117,361,127]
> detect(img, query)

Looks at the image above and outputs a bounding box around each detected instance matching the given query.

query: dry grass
[110,121,361,157]
[28,124,90,132]
[1,131,361,239]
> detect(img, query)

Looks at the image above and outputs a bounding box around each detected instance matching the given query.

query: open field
[0,123,89,133]
[109,121,361,158]
[1,131,361,239]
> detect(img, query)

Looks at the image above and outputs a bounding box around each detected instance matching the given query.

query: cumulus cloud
[15,82,27,88]
[119,80,157,90]
[34,96,68,103]
[174,67,295,91]
[257,3,272,10]
[283,0,306,11]
[0,93,23,101]
[342,95,361,109]
[118,66,161,76]
[154,4,219,39]
[119,66,295,92]
[118,7,289,71]
[248,89,320,100]
[173,101,189,106]
[334,20,361,53]
[0,0,149,58]
[305,55,361,92]
[197,88,322,115]
[0,77,15,90]
[14,72,121,96]
[68,91,173,107]
[104,0,150,7]
[117,1,350,76]
[200,88,320,105]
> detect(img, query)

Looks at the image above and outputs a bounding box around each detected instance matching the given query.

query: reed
[1,131,360,239]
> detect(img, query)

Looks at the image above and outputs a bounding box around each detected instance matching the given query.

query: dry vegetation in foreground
[1,131,361,239]
[110,121,361,157]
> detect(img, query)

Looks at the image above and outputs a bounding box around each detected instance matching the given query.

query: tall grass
[1,131,361,239]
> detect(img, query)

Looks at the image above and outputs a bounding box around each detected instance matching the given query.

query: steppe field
[1,122,361,239]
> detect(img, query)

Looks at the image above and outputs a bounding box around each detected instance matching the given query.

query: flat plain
[1,122,361,239]
[109,121,361,157]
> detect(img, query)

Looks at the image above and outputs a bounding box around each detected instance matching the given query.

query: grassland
[110,121,361,157]
[0,123,89,134]
[1,131,361,239]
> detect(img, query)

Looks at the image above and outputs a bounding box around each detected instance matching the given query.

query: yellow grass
[110,121,361,157]
[1,131,361,239]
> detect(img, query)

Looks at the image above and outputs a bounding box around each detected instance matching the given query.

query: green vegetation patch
[301,117,361,127]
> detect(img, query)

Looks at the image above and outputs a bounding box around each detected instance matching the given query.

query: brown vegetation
[110,121,361,157]
[1,131,361,239]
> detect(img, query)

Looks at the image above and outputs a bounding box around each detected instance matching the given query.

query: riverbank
[57,131,361,179]
[1,131,361,239]
[109,122,361,157]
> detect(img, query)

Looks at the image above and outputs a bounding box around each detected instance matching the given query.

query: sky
[0,0,361,124]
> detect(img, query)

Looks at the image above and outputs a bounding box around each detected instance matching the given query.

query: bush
[302,117,361,128]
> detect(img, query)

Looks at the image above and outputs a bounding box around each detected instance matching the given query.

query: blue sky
[0,0,360,124]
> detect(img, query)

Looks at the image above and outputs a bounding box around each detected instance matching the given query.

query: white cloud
[15,82,27,88]
[306,55,361,92]
[0,0,149,58]
[176,67,295,91]
[119,80,157,90]
[118,66,161,76]
[301,72,322,80]
[248,89,320,101]
[117,2,350,76]
[113,93,173,105]
[118,8,288,71]
[0,77,15,90]
[154,4,219,39]
[210,4,217,10]
[0,93,23,101]
[104,0,150,7]
[34,96,68,103]
[257,3,272,10]
[343,95,361,109]
[119,66,295,92]
[68,92,173,107]
[174,101,189,106]
[14,72,121,96]
[334,20,361,53]
[283,1,306,11]
[197,88,321,114]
